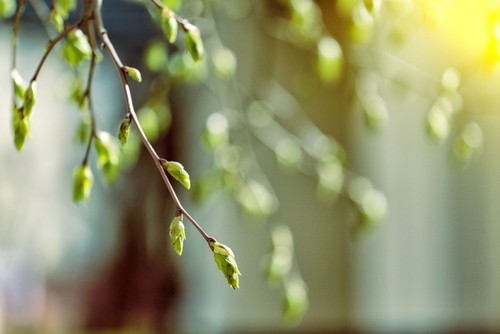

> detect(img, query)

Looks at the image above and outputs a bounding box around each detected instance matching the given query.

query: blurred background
[1,0,500,333]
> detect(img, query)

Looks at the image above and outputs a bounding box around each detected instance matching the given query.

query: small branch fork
[12,0,214,246]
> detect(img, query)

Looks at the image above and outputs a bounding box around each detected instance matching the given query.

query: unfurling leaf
[161,160,191,189]
[55,0,77,17]
[123,66,142,83]
[72,164,93,203]
[183,22,204,62]
[161,8,178,43]
[118,113,131,145]
[12,106,30,151]
[169,213,186,256]
[209,239,242,289]
[94,132,121,183]
[10,69,26,100]
[23,81,37,117]
[282,278,308,324]
[63,29,92,67]
[50,9,64,32]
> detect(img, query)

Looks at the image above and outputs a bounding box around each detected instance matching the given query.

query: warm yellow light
[418,0,500,68]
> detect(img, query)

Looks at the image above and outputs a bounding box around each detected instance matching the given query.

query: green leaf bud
[118,113,132,146]
[12,106,30,151]
[56,0,77,17]
[282,278,308,324]
[94,132,121,183]
[50,9,64,32]
[161,8,178,43]
[75,116,91,145]
[169,213,186,256]
[161,160,191,189]
[23,81,37,117]
[183,21,204,62]
[265,225,294,284]
[0,0,15,19]
[209,239,242,289]
[63,29,92,67]
[10,69,26,100]
[123,66,142,83]
[72,164,93,203]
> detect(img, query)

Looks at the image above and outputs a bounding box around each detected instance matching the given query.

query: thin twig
[93,0,212,243]
[30,19,89,83]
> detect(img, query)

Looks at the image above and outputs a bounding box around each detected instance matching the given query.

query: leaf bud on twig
[161,8,178,43]
[72,164,93,203]
[161,159,191,189]
[123,66,142,83]
[183,21,204,63]
[118,113,131,145]
[169,213,186,256]
[208,239,242,289]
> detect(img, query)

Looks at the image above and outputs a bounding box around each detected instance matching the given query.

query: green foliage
[54,0,77,18]
[0,0,15,19]
[63,29,92,67]
[183,22,204,63]
[23,81,37,117]
[161,8,178,43]
[94,132,121,184]
[169,213,186,256]
[118,114,132,146]
[12,106,30,151]
[162,160,191,189]
[72,164,93,203]
[11,69,26,100]
[50,9,65,33]
[123,66,142,83]
[209,239,242,289]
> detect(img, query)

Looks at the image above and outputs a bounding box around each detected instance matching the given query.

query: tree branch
[92,0,212,244]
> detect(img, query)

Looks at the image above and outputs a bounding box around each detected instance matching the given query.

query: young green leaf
[118,113,131,146]
[72,163,93,203]
[55,0,77,17]
[161,8,178,43]
[63,29,92,67]
[123,66,142,83]
[94,132,121,183]
[169,214,186,256]
[0,0,15,19]
[10,69,26,100]
[50,9,64,32]
[183,22,204,62]
[209,239,242,289]
[161,160,191,189]
[23,81,37,117]
[12,106,30,151]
